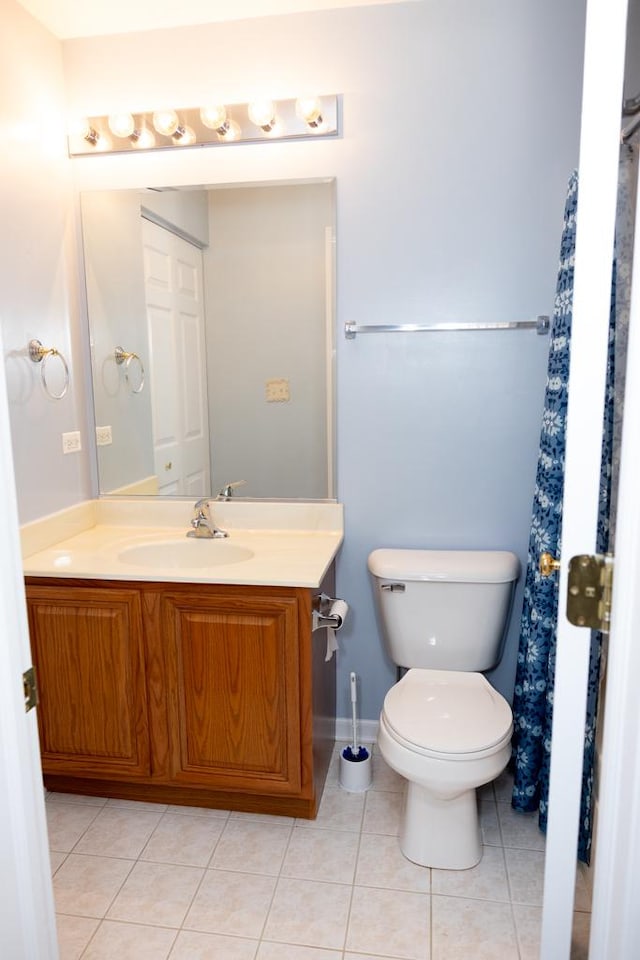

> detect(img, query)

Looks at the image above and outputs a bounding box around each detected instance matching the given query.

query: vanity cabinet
[25,578,335,818]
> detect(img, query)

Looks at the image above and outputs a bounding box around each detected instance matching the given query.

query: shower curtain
[510,150,634,863]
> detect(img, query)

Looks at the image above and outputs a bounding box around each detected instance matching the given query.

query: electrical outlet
[62,431,82,454]
[265,378,290,402]
[96,425,113,446]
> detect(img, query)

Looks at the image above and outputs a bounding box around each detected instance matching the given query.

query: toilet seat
[382,668,513,761]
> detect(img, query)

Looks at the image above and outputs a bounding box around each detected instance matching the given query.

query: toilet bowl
[368,548,520,870]
[378,668,513,868]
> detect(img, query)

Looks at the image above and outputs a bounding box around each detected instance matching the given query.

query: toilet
[369,548,520,870]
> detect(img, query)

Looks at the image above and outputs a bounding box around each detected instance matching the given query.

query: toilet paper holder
[312,593,348,631]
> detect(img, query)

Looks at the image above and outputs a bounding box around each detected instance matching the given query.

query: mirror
[81,179,335,500]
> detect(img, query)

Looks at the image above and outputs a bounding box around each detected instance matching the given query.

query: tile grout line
[251,813,295,953]
[176,814,225,937]
[493,776,525,960]
[340,785,367,957]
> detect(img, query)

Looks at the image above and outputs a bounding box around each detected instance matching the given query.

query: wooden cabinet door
[26,585,150,779]
[160,588,302,794]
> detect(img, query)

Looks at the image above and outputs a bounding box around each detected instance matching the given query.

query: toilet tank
[368,549,520,672]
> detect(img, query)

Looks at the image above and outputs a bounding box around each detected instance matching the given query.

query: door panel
[143,242,172,291]
[178,307,209,490]
[27,587,150,779]
[146,301,182,492]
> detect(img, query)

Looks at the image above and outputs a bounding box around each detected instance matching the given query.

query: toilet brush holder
[339,745,372,792]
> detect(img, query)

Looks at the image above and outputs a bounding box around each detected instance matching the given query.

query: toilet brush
[344,672,367,762]
[339,672,372,791]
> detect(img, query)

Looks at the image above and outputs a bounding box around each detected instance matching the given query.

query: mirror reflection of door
[141,219,210,496]
[82,180,335,501]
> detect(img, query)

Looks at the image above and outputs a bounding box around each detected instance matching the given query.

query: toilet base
[400,781,481,870]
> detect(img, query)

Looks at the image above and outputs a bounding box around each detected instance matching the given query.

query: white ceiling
[17,0,412,39]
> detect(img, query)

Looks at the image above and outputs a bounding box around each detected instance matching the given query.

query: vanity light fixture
[68,95,340,156]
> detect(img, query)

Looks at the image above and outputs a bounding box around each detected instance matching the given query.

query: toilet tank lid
[368,548,520,583]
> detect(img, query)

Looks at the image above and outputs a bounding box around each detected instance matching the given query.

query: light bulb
[69,117,100,145]
[200,105,228,131]
[248,99,276,130]
[133,127,156,149]
[69,116,91,138]
[153,109,180,137]
[218,119,241,142]
[296,96,323,127]
[173,125,196,146]
[93,132,112,152]
[108,112,135,138]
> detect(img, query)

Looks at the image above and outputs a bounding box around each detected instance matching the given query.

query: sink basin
[118,539,254,569]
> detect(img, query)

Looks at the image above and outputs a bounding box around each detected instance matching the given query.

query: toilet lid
[382,669,513,756]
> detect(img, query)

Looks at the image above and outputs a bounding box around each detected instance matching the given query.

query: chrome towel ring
[28,339,70,400]
[114,346,145,394]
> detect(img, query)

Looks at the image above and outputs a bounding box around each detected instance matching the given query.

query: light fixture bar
[68,95,340,157]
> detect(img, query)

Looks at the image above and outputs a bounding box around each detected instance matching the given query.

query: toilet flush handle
[380,582,406,592]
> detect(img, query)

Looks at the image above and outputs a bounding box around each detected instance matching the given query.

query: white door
[587,156,640,958]
[540,0,631,956]
[0,329,58,958]
[142,219,211,496]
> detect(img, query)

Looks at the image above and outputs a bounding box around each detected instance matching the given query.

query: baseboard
[335,717,379,744]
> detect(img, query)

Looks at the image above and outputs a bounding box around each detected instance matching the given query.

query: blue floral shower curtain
[510,158,626,864]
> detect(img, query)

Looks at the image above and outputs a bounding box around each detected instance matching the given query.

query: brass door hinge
[23,666,38,713]
[566,553,614,632]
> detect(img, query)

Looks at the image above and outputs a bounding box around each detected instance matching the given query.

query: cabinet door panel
[27,587,150,778]
[163,592,301,793]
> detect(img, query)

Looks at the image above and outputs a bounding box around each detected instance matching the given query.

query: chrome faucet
[187,498,228,539]
[216,480,246,501]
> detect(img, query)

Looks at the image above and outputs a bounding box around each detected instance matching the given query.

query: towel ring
[114,346,145,394]
[28,339,70,400]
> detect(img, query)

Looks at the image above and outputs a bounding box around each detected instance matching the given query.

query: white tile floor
[47,745,591,959]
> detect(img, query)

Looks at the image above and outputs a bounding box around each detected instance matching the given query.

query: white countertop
[21,499,343,588]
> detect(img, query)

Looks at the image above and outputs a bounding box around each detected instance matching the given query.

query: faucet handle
[193,497,212,516]
[217,480,246,500]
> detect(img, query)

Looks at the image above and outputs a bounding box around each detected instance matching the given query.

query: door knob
[540,552,561,577]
